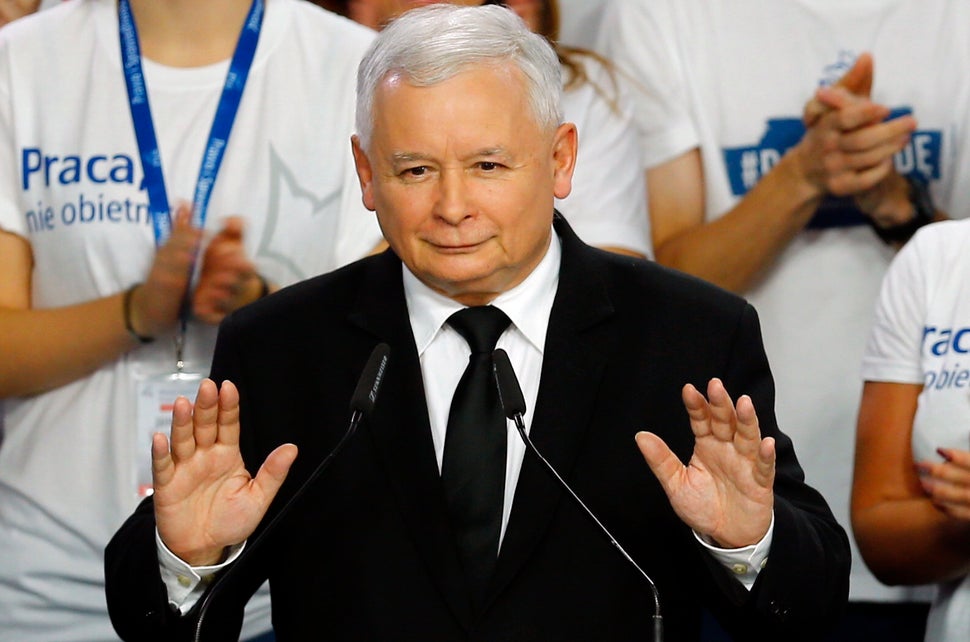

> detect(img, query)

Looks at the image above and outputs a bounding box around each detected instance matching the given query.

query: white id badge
[134,370,203,498]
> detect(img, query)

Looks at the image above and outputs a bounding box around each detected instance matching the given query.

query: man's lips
[425,238,491,252]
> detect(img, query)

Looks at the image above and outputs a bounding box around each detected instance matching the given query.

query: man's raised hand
[151,379,297,566]
[636,378,775,548]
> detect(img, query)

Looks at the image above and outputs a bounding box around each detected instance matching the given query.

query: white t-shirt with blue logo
[600,0,970,603]
[862,219,970,641]
[0,0,379,639]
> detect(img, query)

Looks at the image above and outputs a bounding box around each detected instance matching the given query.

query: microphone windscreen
[350,343,391,415]
[492,348,526,418]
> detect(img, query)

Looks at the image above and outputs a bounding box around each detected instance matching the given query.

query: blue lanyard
[118,0,264,246]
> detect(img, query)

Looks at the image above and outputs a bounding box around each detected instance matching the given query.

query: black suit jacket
[105,217,849,641]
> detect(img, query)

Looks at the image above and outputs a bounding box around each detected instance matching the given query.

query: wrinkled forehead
[372,61,539,127]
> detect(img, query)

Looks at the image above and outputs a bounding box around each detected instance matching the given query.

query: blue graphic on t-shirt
[723,107,942,229]
[19,146,152,234]
[922,325,970,390]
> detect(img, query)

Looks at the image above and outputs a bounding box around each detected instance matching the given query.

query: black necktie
[441,305,512,606]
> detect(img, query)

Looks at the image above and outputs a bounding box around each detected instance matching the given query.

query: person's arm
[648,147,819,293]
[639,302,849,637]
[650,56,917,293]
[853,380,970,585]
[0,230,137,397]
[0,207,201,398]
[0,207,277,399]
[0,0,40,28]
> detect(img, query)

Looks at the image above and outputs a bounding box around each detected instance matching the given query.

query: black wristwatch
[870,174,935,244]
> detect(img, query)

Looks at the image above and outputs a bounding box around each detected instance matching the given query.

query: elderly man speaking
[104,5,849,640]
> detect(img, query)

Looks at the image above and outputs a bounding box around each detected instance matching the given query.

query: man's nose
[434,169,470,224]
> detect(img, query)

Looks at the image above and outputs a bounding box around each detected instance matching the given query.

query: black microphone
[492,349,664,642]
[192,343,391,641]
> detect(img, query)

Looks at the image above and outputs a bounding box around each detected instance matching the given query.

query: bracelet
[123,284,155,344]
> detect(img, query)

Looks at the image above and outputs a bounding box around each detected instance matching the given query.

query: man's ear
[351,135,377,212]
[551,122,578,200]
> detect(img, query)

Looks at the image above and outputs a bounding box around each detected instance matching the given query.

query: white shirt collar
[403,228,562,355]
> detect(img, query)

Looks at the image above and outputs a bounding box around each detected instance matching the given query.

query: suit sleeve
[705,303,851,640]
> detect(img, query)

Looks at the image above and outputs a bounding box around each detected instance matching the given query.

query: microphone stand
[192,343,390,641]
[492,349,664,642]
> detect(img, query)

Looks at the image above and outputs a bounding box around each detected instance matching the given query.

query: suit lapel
[487,217,616,604]
[348,251,473,628]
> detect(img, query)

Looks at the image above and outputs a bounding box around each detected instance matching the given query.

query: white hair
[355,4,563,151]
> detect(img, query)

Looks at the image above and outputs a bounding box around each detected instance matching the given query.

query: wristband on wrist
[123,284,155,344]
[869,174,935,244]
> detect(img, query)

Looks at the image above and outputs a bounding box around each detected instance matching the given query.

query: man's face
[352,63,576,306]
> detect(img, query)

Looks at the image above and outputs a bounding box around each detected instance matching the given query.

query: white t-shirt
[600,0,970,602]
[861,219,970,641]
[0,0,379,639]
[557,55,651,257]
[557,0,609,50]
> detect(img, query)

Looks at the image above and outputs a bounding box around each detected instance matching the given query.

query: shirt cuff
[693,512,774,591]
[156,529,245,614]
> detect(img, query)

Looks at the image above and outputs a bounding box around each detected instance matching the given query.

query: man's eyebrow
[389,149,511,163]
[472,148,508,157]
[390,152,432,164]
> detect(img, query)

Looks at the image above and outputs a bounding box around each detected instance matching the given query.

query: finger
[926,477,970,506]
[939,447,970,471]
[172,202,193,229]
[251,443,299,506]
[927,460,970,487]
[635,431,684,494]
[169,206,201,248]
[705,378,737,442]
[826,98,892,132]
[755,436,776,488]
[805,78,873,127]
[159,225,202,273]
[191,378,221,450]
[169,394,197,463]
[217,380,242,447]
[833,134,912,172]
[809,87,859,115]
[834,52,873,97]
[932,501,970,521]
[216,216,246,240]
[828,158,896,196]
[802,96,829,128]
[201,237,250,265]
[151,431,175,488]
[200,220,246,264]
[681,383,713,438]
[199,268,254,291]
[732,394,762,456]
[838,116,917,154]
[192,306,229,326]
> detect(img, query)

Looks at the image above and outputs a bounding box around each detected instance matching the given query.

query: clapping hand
[193,216,265,325]
[637,378,775,548]
[799,53,919,228]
